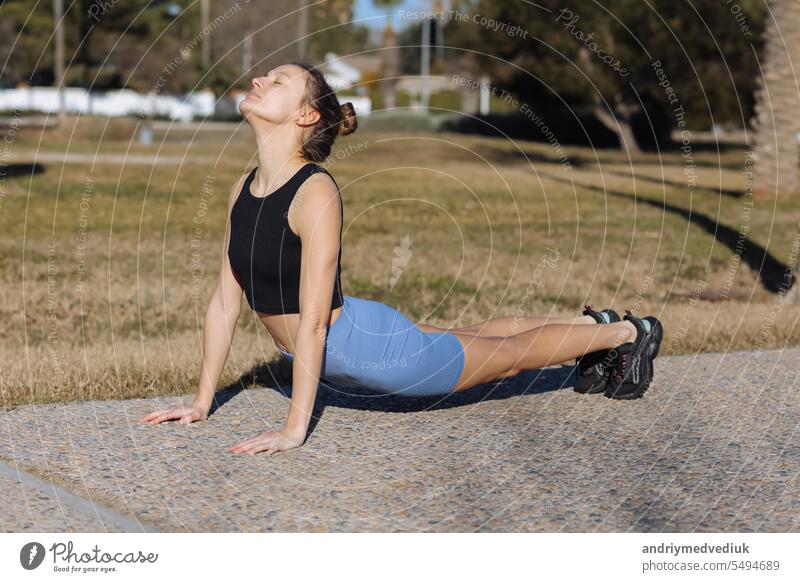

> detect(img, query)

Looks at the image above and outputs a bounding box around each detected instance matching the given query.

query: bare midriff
[257,305,344,356]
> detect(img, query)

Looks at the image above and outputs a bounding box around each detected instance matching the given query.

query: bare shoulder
[300,169,339,199]
[291,170,341,219]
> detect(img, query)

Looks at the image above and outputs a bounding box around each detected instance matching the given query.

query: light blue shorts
[276,295,465,397]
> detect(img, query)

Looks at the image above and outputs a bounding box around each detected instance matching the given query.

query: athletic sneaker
[604,310,664,400]
[574,304,621,394]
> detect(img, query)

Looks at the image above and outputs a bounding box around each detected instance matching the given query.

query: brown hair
[290,61,357,163]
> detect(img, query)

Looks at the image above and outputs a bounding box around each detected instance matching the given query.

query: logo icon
[389,234,413,292]
[20,542,46,570]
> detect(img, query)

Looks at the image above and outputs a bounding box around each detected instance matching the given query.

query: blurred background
[2,0,799,407]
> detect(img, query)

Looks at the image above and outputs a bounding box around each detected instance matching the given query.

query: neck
[248,119,307,194]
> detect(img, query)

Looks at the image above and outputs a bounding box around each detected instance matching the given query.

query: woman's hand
[229,427,306,455]
[138,401,209,425]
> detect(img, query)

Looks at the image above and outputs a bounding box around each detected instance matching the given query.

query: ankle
[614,320,637,345]
[625,320,638,343]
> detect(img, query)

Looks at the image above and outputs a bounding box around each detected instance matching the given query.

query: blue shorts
[276,295,465,397]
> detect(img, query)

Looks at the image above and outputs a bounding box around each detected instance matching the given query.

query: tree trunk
[593,100,641,155]
[750,0,800,201]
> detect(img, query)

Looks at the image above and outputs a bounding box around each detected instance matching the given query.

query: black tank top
[227,162,344,314]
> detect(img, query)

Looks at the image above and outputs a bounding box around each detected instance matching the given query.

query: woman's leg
[417,314,596,336]
[455,314,596,336]
[449,319,637,392]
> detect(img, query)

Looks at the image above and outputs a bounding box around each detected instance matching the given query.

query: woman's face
[239,64,310,125]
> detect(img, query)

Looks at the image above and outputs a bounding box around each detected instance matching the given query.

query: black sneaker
[604,310,664,400]
[574,304,621,394]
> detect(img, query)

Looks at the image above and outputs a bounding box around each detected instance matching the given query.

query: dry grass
[2,116,799,409]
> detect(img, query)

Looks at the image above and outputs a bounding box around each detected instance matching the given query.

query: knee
[498,335,526,379]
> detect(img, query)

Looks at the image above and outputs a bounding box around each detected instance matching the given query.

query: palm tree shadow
[539,170,796,294]
[212,356,579,441]
[604,168,744,199]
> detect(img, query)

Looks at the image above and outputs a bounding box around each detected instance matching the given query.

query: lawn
[1,115,798,409]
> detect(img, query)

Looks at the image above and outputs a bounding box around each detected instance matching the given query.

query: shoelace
[612,352,629,383]
[612,309,636,383]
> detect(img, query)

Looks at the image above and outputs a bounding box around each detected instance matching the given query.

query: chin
[240,100,279,124]
[238,98,253,117]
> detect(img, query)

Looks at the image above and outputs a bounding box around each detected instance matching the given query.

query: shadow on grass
[538,170,795,295]
[213,356,577,441]
[604,168,745,200]
[2,163,45,178]
[474,144,588,169]
[476,142,745,171]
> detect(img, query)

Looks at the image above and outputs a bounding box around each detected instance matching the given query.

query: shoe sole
[605,318,663,400]
[574,375,609,394]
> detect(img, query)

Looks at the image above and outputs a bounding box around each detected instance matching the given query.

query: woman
[139,62,664,455]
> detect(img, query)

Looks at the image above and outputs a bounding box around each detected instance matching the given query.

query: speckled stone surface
[2,348,798,532]
[0,466,130,532]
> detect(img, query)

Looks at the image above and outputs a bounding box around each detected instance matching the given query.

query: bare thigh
[414,323,514,390]
[447,332,522,392]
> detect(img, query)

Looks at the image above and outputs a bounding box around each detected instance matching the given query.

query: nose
[251,77,262,90]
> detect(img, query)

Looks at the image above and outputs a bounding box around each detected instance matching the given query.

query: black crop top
[227,162,344,314]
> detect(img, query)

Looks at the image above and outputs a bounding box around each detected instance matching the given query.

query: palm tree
[372,0,404,48]
[750,0,800,202]
[373,0,404,110]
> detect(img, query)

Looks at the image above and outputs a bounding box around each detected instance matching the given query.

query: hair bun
[339,102,358,136]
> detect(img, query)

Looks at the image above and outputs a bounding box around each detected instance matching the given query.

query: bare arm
[139,173,248,425]
[284,173,343,439]
[192,173,248,412]
[227,172,343,454]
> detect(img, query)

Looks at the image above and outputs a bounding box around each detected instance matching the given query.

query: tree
[306,0,370,63]
[0,1,199,90]
[750,0,800,202]
[446,0,765,153]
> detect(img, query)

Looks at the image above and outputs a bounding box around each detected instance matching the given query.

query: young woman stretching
[139,63,664,455]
